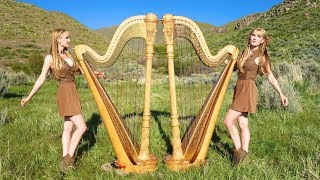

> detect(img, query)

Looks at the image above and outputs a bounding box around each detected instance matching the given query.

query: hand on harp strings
[94,71,106,79]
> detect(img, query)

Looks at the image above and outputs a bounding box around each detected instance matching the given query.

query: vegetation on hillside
[0,0,109,69]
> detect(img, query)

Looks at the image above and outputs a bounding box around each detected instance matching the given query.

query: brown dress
[230,50,259,114]
[53,60,82,117]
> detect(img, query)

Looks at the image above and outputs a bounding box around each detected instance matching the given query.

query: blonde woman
[21,29,104,171]
[223,28,288,165]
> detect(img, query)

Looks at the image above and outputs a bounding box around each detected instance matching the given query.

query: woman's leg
[68,114,87,157]
[237,113,250,152]
[62,118,74,157]
[223,109,242,151]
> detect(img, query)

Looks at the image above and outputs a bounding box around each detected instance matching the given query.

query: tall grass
[0,65,319,179]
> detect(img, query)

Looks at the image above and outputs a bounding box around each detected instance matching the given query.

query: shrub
[9,61,31,75]
[294,59,320,87]
[0,68,11,97]
[0,47,11,57]
[271,61,303,84]
[0,107,9,126]
[10,71,32,85]
[28,50,44,76]
[257,62,303,113]
[16,48,29,58]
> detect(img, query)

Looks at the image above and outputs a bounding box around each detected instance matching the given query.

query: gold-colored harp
[162,14,239,171]
[74,14,158,173]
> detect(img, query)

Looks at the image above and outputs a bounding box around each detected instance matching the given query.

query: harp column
[162,14,189,170]
[138,13,158,163]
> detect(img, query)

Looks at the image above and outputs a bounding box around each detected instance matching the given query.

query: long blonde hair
[50,29,78,78]
[238,28,271,75]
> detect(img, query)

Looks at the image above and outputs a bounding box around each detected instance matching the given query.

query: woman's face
[57,32,71,48]
[249,30,265,47]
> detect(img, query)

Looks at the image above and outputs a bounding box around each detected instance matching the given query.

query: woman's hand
[280,94,288,107]
[21,97,30,107]
[94,71,106,79]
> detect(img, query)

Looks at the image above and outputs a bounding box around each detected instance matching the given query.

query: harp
[162,14,239,171]
[74,14,158,173]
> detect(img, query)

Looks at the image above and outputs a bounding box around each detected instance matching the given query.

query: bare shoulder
[44,54,53,64]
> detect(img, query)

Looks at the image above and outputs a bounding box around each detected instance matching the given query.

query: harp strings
[174,25,216,150]
[103,37,146,145]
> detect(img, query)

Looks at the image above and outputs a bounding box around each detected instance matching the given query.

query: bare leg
[62,118,74,157]
[237,113,250,152]
[223,109,242,151]
[68,114,87,157]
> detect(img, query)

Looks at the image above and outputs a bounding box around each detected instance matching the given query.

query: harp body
[162,14,239,171]
[75,14,158,173]
[75,13,239,173]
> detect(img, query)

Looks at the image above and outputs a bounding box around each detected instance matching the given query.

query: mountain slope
[207,0,320,63]
[0,0,110,66]
[1,0,319,69]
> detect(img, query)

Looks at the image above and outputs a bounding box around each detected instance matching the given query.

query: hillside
[0,0,109,67]
[96,0,319,65]
[207,0,320,64]
[1,0,319,71]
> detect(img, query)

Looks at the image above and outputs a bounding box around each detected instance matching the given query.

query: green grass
[0,75,319,179]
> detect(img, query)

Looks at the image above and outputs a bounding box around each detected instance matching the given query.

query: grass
[0,73,319,179]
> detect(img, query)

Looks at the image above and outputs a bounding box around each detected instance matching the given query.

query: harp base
[116,154,158,173]
[163,155,191,171]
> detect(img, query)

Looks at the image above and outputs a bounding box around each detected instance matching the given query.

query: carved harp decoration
[74,13,158,173]
[162,14,239,171]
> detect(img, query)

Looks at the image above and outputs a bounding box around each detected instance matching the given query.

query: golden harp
[74,14,158,173]
[162,14,239,171]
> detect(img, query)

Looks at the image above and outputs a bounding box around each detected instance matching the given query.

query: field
[0,72,319,179]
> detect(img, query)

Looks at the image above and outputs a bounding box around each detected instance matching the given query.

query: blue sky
[17,0,284,30]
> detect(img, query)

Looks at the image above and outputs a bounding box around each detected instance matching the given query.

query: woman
[223,28,288,165]
[21,29,104,171]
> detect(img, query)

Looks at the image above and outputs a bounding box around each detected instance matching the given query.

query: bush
[294,58,320,87]
[9,61,31,74]
[257,62,303,113]
[271,61,303,84]
[0,68,11,97]
[10,71,32,85]
[28,50,44,76]
[0,107,9,126]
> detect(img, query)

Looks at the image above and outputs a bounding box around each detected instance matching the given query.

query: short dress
[52,60,82,117]
[230,50,259,114]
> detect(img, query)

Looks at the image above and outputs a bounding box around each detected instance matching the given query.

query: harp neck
[75,14,158,67]
[174,16,239,66]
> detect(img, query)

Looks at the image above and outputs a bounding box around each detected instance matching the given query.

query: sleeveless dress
[53,60,82,117]
[230,50,259,114]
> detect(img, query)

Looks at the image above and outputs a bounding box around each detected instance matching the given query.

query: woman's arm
[21,55,53,106]
[266,65,289,106]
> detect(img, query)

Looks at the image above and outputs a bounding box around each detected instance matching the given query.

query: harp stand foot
[135,153,158,173]
[164,155,191,171]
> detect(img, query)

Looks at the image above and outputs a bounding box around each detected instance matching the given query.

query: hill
[96,0,319,65]
[0,0,109,68]
[1,0,319,72]
[207,0,320,63]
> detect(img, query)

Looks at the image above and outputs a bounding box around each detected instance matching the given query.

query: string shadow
[2,93,23,98]
[151,110,173,154]
[76,113,102,158]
